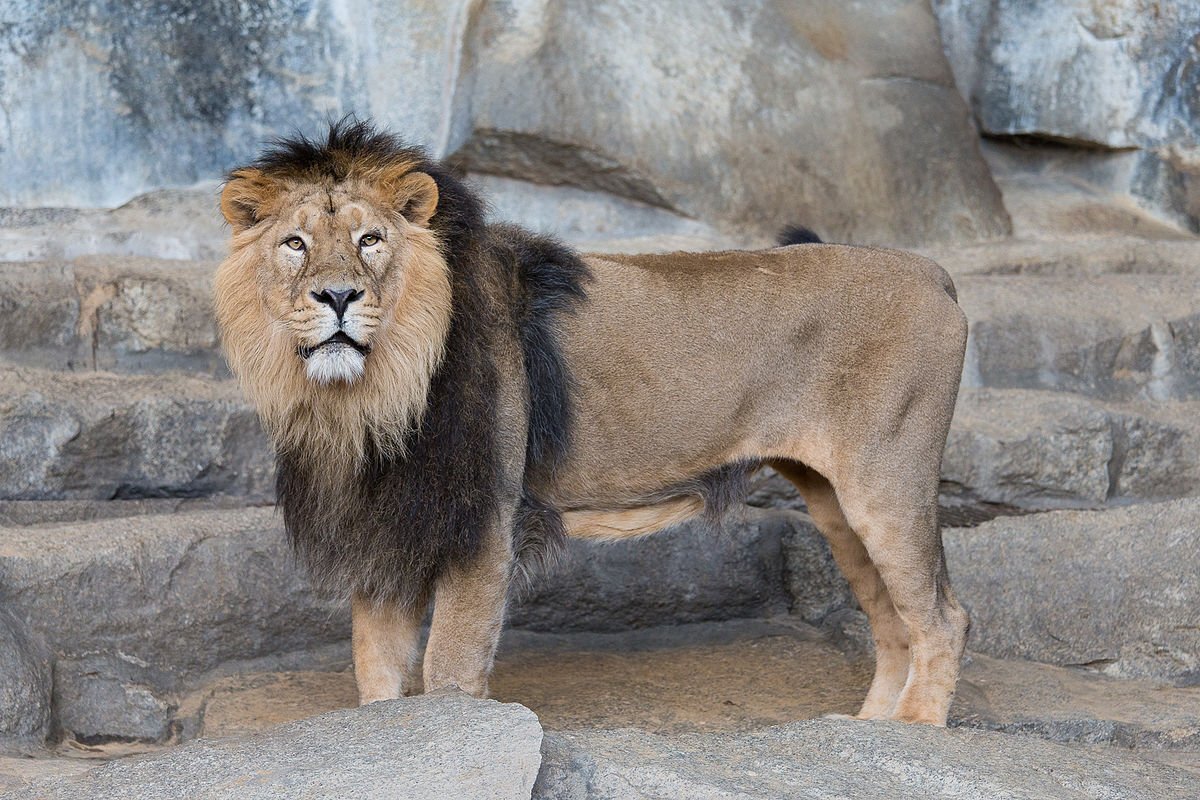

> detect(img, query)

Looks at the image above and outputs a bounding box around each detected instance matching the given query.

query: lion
[214,120,969,726]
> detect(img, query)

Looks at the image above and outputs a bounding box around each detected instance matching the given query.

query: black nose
[311,287,364,320]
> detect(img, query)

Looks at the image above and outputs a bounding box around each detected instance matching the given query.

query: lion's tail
[776,225,823,246]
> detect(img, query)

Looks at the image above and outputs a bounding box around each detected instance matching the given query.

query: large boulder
[453,0,1010,246]
[945,499,1200,684]
[7,693,543,800]
[934,0,1200,230]
[534,717,1197,799]
[0,610,51,749]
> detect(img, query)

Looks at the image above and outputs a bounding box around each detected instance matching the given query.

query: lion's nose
[311,286,364,321]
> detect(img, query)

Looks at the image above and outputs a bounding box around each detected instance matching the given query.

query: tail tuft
[777,225,823,246]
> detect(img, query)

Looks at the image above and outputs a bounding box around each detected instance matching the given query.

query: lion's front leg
[352,592,426,704]
[423,519,514,698]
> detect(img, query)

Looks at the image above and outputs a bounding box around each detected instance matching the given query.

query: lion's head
[214,121,455,472]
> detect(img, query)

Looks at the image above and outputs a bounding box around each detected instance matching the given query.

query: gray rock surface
[0,508,346,742]
[534,717,1197,799]
[0,611,50,748]
[955,271,1200,401]
[935,0,1200,230]
[455,0,1009,246]
[6,693,543,800]
[945,499,1200,684]
[0,258,222,374]
[510,509,790,631]
[943,389,1200,508]
[0,368,272,501]
[0,3,465,207]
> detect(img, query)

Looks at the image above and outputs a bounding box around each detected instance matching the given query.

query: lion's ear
[387,171,439,227]
[221,168,282,232]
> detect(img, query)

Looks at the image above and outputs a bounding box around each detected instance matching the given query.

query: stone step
[945,497,1200,685]
[0,506,794,745]
[955,269,1200,401]
[0,367,271,501]
[0,258,221,375]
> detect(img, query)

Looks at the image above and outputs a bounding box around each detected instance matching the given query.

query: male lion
[215,120,969,726]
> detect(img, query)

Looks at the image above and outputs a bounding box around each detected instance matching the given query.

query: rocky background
[1,1,1199,797]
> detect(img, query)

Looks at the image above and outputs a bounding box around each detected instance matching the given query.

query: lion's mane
[222,120,589,608]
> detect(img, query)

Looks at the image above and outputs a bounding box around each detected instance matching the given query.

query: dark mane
[268,120,587,606]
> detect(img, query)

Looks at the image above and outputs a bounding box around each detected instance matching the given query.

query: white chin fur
[304,345,366,384]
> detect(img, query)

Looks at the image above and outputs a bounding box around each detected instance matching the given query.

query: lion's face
[253,184,421,385]
[215,164,452,468]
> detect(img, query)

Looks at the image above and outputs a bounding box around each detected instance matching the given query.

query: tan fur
[214,174,452,479]
[530,245,970,725]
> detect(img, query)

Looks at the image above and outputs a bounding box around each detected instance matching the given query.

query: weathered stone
[454,0,1010,246]
[0,368,272,500]
[0,258,223,374]
[943,389,1200,509]
[0,610,51,748]
[0,187,227,263]
[0,3,467,207]
[945,499,1200,684]
[934,0,1200,230]
[509,509,790,631]
[958,652,1200,752]
[473,173,751,254]
[534,717,1197,799]
[171,619,1200,758]
[8,693,543,800]
[0,508,346,742]
[955,271,1200,401]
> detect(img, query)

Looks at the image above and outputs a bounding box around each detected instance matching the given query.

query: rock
[534,716,1197,799]
[0,3,465,207]
[509,509,790,631]
[943,389,1200,509]
[944,499,1200,684]
[955,271,1200,401]
[957,652,1200,752]
[8,693,543,800]
[934,0,1200,231]
[0,367,272,501]
[473,174,751,254]
[0,187,227,263]
[454,0,1010,246]
[0,508,347,743]
[0,258,223,374]
[777,512,855,623]
[0,611,51,748]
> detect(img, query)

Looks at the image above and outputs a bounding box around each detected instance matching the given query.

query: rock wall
[934,0,1200,231]
[0,0,1010,245]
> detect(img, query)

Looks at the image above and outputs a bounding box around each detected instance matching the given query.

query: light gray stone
[454,0,1010,246]
[0,368,273,500]
[0,508,347,742]
[534,717,1197,799]
[945,499,1200,684]
[956,272,1200,401]
[0,611,50,748]
[0,2,467,208]
[509,509,790,631]
[0,258,223,374]
[935,0,1200,231]
[8,693,543,800]
[943,389,1200,509]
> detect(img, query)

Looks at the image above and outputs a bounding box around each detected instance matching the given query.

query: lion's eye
[358,233,381,248]
[283,237,306,251]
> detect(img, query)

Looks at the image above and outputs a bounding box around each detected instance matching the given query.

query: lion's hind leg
[771,460,913,720]
[828,462,969,726]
